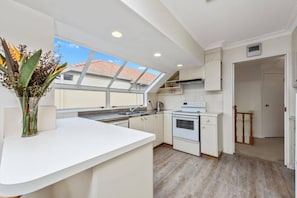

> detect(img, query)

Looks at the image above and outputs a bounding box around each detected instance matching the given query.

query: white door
[262,73,284,137]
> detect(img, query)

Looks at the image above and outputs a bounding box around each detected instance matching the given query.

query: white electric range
[172,101,206,156]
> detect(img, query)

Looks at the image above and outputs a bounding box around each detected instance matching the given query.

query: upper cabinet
[157,47,222,94]
[179,67,204,80]
[204,48,222,91]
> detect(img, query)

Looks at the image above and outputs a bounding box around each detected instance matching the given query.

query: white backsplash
[155,84,223,112]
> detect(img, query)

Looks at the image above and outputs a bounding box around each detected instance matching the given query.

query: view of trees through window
[54,38,162,109]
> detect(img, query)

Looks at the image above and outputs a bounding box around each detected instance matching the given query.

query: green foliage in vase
[0,38,67,98]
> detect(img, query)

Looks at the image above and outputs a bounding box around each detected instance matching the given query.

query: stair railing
[234,105,254,145]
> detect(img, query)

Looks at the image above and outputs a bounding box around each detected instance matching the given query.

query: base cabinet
[163,112,172,145]
[200,113,223,157]
[129,114,163,147]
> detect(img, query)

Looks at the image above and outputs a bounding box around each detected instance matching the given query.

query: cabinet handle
[201,126,205,129]
[141,118,144,121]
[207,120,210,122]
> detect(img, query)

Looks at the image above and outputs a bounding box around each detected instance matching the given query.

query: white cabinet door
[204,60,221,91]
[152,114,164,146]
[200,115,221,157]
[129,114,163,147]
[163,112,172,145]
[129,116,144,131]
[179,67,204,80]
[201,124,218,157]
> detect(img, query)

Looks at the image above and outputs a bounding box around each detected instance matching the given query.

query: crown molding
[204,40,225,51]
[223,30,291,50]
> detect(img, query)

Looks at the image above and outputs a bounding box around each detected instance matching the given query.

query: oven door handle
[172,115,198,119]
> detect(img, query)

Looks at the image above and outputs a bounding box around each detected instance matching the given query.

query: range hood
[176,78,204,84]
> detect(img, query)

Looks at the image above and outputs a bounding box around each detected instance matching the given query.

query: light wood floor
[236,137,284,164]
[154,145,294,198]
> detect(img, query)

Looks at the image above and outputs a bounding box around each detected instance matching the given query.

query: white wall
[157,83,223,112]
[147,93,158,111]
[223,35,295,156]
[0,0,55,153]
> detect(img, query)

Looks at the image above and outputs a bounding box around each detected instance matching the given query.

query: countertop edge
[0,118,155,196]
[0,139,154,196]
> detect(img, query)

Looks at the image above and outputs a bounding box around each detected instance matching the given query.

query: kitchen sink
[118,111,152,116]
[118,112,133,115]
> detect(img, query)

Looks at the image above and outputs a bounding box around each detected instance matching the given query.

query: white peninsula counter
[0,117,155,198]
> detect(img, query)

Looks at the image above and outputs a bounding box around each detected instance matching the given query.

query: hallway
[235,137,284,164]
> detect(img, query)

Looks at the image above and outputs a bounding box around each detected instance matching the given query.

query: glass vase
[19,96,39,137]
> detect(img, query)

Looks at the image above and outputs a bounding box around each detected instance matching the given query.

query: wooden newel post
[249,113,253,145]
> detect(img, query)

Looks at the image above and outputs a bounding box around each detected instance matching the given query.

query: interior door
[262,73,284,137]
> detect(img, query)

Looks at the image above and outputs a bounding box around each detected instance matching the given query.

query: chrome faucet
[129,106,140,113]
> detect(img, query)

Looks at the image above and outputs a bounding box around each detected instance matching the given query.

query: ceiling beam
[120,0,204,65]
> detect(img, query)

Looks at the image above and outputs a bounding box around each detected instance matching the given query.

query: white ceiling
[161,0,297,49]
[13,0,297,74]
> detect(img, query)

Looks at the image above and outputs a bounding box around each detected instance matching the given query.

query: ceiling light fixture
[154,52,162,57]
[111,31,123,38]
[177,64,183,67]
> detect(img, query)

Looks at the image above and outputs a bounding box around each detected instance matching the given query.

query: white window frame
[54,37,163,110]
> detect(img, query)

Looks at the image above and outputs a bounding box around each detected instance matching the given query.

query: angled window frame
[54,37,163,109]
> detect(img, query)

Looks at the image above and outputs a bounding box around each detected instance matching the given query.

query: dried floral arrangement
[0,37,67,137]
[0,38,67,98]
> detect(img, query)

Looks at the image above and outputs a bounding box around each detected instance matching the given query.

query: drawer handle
[207,120,210,122]
[201,126,205,129]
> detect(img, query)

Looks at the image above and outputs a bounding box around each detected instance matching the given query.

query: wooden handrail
[234,105,254,145]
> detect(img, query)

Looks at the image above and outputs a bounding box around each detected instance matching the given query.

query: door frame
[232,54,289,167]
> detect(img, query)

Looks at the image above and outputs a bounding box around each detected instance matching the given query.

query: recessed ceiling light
[177,64,183,67]
[111,31,123,38]
[154,52,162,57]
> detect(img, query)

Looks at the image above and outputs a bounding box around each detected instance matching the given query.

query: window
[55,89,105,109]
[110,92,143,107]
[54,38,91,85]
[54,38,163,110]
[132,68,161,91]
[110,62,145,89]
[81,52,125,87]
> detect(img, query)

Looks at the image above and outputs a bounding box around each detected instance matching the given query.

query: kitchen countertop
[0,117,155,197]
[81,113,131,122]
[157,110,177,113]
[80,111,157,122]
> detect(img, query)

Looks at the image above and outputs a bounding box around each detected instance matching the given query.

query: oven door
[172,115,199,141]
